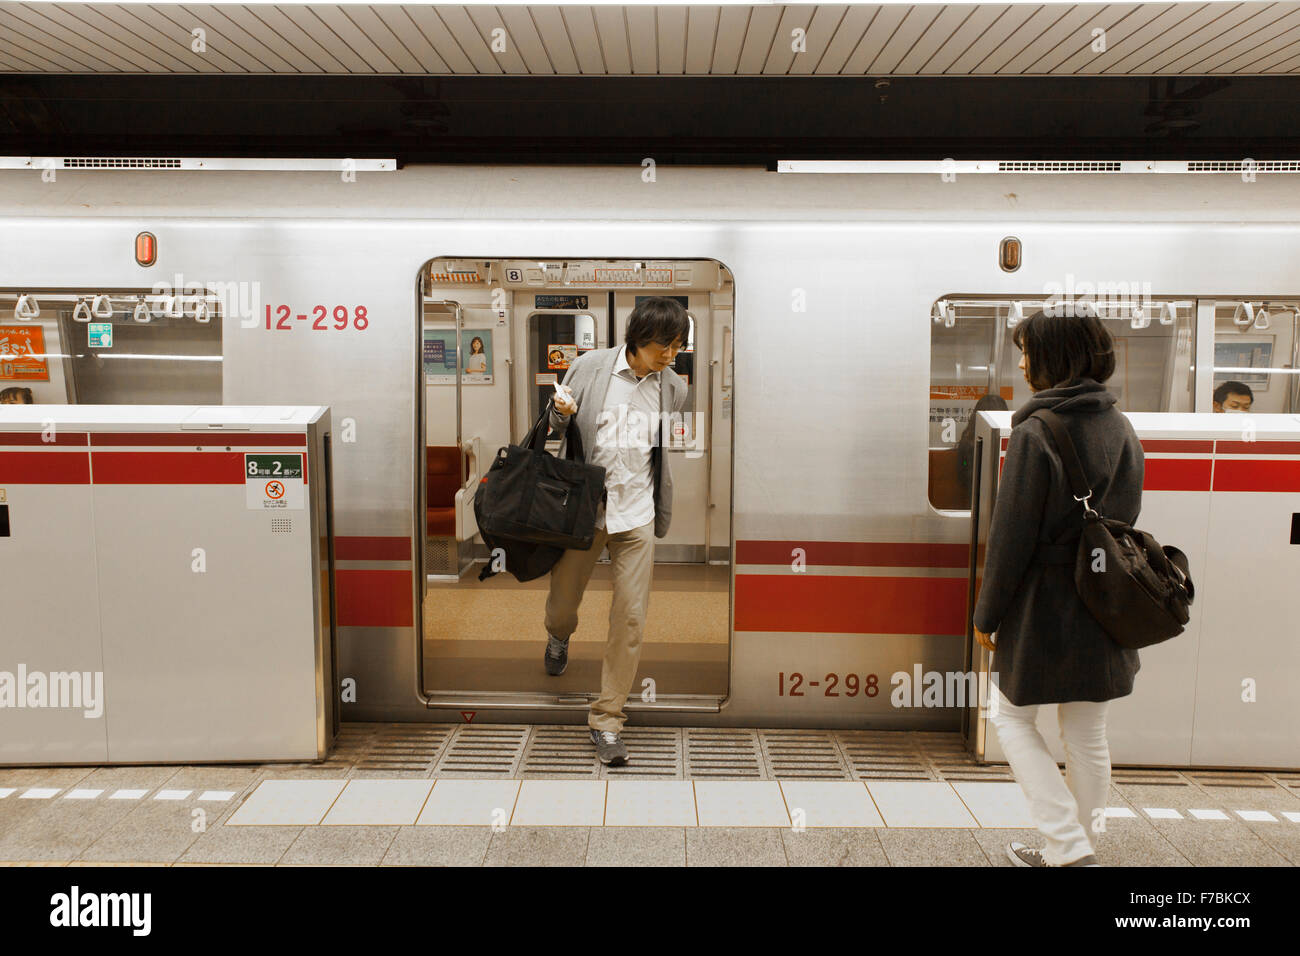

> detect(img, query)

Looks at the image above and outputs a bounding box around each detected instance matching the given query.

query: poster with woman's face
[424,329,493,384]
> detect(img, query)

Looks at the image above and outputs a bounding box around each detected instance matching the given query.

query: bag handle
[1032,409,1098,518]
[522,397,586,462]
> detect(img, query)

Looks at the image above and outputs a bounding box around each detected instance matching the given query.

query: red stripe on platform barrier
[1141,439,1215,453]
[1213,458,1300,493]
[0,431,88,446]
[1215,440,1300,456]
[90,451,246,484]
[734,573,967,635]
[0,450,90,483]
[336,569,414,627]
[1143,457,1212,492]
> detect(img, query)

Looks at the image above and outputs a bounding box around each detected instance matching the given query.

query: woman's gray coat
[972,379,1145,705]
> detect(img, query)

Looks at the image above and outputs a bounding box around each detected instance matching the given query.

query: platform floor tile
[778,781,883,828]
[604,781,697,827]
[416,779,520,826]
[510,780,605,826]
[950,781,1034,828]
[225,780,347,827]
[695,781,790,827]
[867,781,978,828]
[320,780,434,826]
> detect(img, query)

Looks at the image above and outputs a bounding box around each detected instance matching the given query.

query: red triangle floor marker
[460,711,476,723]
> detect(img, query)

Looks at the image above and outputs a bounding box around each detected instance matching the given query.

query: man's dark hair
[625,297,690,352]
[1011,309,1116,390]
[1213,380,1254,405]
[0,386,33,404]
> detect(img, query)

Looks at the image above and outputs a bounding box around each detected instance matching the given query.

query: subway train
[1,163,1298,766]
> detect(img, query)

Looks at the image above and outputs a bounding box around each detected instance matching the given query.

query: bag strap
[1032,409,1098,518]
[524,397,587,462]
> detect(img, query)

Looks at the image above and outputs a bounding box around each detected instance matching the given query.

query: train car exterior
[2,164,1298,741]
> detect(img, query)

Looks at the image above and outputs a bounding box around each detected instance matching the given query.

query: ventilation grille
[425,537,456,575]
[761,730,850,779]
[1188,771,1278,789]
[521,726,601,778]
[352,726,451,774]
[997,161,1123,173]
[433,725,527,776]
[839,731,935,781]
[1188,160,1300,173]
[270,517,292,534]
[684,728,764,778]
[62,157,182,169]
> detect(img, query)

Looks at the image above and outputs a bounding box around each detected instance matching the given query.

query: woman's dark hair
[625,297,690,351]
[1011,309,1115,390]
[0,386,34,404]
[470,336,484,353]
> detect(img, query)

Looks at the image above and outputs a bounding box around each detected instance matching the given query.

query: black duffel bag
[1033,409,1194,649]
[474,398,606,582]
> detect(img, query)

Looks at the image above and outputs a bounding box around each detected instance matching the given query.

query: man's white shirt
[591,347,660,533]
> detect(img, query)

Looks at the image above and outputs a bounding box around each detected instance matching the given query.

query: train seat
[426,445,461,537]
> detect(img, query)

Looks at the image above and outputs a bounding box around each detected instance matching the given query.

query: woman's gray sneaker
[590,729,628,766]
[1006,842,1099,867]
[544,634,569,676]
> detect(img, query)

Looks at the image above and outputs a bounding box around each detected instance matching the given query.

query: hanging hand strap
[1032,409,1097,518]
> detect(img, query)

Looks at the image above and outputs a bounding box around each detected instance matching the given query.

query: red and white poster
[0,325,49,381]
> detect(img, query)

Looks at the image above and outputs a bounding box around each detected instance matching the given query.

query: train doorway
[417,258,734,717]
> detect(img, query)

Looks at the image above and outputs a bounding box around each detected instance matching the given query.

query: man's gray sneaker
[1006,842,1099,867]
[590,729,628,766]
[544,634,568,676]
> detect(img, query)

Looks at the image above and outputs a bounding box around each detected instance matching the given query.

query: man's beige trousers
[544,519,655,733]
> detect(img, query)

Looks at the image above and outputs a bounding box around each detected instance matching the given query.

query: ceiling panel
[1,2,1297,76]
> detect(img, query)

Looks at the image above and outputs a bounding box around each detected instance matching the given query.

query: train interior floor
[423,560,731,696]
[1,724,1298,867]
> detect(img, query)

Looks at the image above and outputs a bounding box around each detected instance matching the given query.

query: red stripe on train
[0,431,88,446]
[735,540,969,568]
[734,574,967,635]
[90,451,246,484]
[336,570,414,627]
[0,450,90,483]
[1213,458,1300,492]
[335,536,412,561]
[89,433,308,447]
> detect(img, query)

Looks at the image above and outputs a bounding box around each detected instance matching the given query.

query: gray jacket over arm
[545,345,688,539]
[972,379,1145,706]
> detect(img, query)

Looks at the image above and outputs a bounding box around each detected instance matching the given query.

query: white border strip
[777,160,1300,175]
[0,157,394,172]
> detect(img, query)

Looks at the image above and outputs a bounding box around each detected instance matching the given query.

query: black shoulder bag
[1033,409,1195,650]
[474,398,607,582]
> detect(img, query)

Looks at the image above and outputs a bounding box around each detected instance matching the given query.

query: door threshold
[424,691,723,713]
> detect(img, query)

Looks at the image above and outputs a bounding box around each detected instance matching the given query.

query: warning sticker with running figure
[245,453,305,510]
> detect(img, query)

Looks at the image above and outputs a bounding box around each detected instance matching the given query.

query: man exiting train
[542,296,690,765]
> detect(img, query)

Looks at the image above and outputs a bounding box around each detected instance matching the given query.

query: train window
[928,296,1195,512]
[1211,301,1299,415]
[0,291,222,405]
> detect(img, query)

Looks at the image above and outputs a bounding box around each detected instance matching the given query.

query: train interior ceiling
[419,258,734,707]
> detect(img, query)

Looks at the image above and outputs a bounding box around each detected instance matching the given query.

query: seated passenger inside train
[1212,380,1254,413]
[0,386,33,404]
